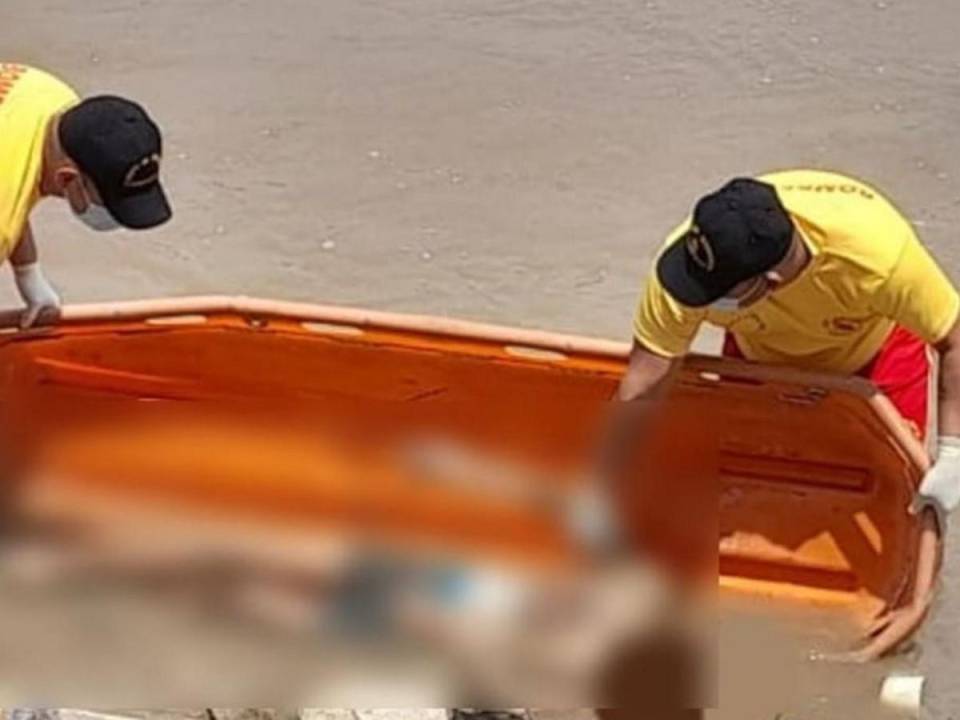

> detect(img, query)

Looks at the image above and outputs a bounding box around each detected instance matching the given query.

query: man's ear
[765,270,784,285]
[53,165,79,193]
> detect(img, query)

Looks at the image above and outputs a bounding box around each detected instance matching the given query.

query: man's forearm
[10,224,38,267]
[562,343,677,555]
[915,336,960,518]
[593,392,662,484]
[8,223,61,329]
[938,343,960,438]
[592,347,677,483]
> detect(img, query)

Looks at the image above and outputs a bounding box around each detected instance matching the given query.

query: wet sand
[3,0,960,715]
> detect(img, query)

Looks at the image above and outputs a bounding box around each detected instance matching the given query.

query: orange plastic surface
[0,296,936,640]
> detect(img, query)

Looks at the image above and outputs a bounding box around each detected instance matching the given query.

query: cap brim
[656,235,729,308]
[104,183,172,230]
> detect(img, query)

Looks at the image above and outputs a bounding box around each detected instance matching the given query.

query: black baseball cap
[58,95,171,230]
[656,178,794,307]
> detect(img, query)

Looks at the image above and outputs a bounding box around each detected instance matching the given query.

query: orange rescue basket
[0,296,940,660]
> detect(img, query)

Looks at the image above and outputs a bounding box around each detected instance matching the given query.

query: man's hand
[14,262,61,329]
[912,435,960,526]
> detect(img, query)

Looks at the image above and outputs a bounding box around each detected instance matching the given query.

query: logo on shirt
[778,183,875,200]
[0,64,26,106]
[824,316,865,335]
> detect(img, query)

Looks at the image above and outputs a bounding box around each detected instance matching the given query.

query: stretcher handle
[0,307,27,330]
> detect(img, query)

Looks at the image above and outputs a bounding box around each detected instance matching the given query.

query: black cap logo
[124,153,161,189]
[685,225,716,273]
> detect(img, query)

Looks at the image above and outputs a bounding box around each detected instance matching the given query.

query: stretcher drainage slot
[504,345,568,362]
[301,321,364,337]
[145,314,208,326]
[720,452,872,493]
[697,371,764,386]
[779,388,829,405]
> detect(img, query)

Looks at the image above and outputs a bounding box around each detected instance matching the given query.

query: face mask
[708,296,740,313]
[709,275,772,313]
[75,202,121,232]
[67,175,121,232]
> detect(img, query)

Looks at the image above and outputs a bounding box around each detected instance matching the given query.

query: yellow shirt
[633,169,960,375]
[0,63,79,260]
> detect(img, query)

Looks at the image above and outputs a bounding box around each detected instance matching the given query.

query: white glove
[13,262,61,329]
[564,477,625,557]
[913,435,960,525]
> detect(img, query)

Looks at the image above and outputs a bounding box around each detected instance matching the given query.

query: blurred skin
[393,556,706,709]
[571,238,816,715]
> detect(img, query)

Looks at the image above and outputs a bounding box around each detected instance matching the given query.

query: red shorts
[722,326,931,439]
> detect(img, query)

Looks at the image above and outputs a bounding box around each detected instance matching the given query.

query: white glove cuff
[937,435,960,460]
[13,262,42,280]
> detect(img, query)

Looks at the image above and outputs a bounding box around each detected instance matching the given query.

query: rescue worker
[564,171,960,664]
[0,62,171,328]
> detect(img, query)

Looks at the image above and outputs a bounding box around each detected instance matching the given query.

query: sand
[2,0,960,715]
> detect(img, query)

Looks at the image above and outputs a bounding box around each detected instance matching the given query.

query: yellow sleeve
[632,269,704,358]
[871,232,960,344]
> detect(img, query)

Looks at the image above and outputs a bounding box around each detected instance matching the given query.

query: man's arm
[566,251,700,556]
[9,223,61,329]
[595,341,680,481]
[564,341,680,557]
[913,318,960,519]
[935,318,960,437]
[863,226,960,516]
[10,222,38,267]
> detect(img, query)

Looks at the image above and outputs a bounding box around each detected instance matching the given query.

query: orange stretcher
[0,296,941,660]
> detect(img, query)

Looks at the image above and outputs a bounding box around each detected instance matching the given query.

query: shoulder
[763,169,914,275]
[759,168,897,209]
[0,64,79,115]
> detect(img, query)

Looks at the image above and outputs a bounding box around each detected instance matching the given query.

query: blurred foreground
[0,463,712,710]
[0,301,930,715]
